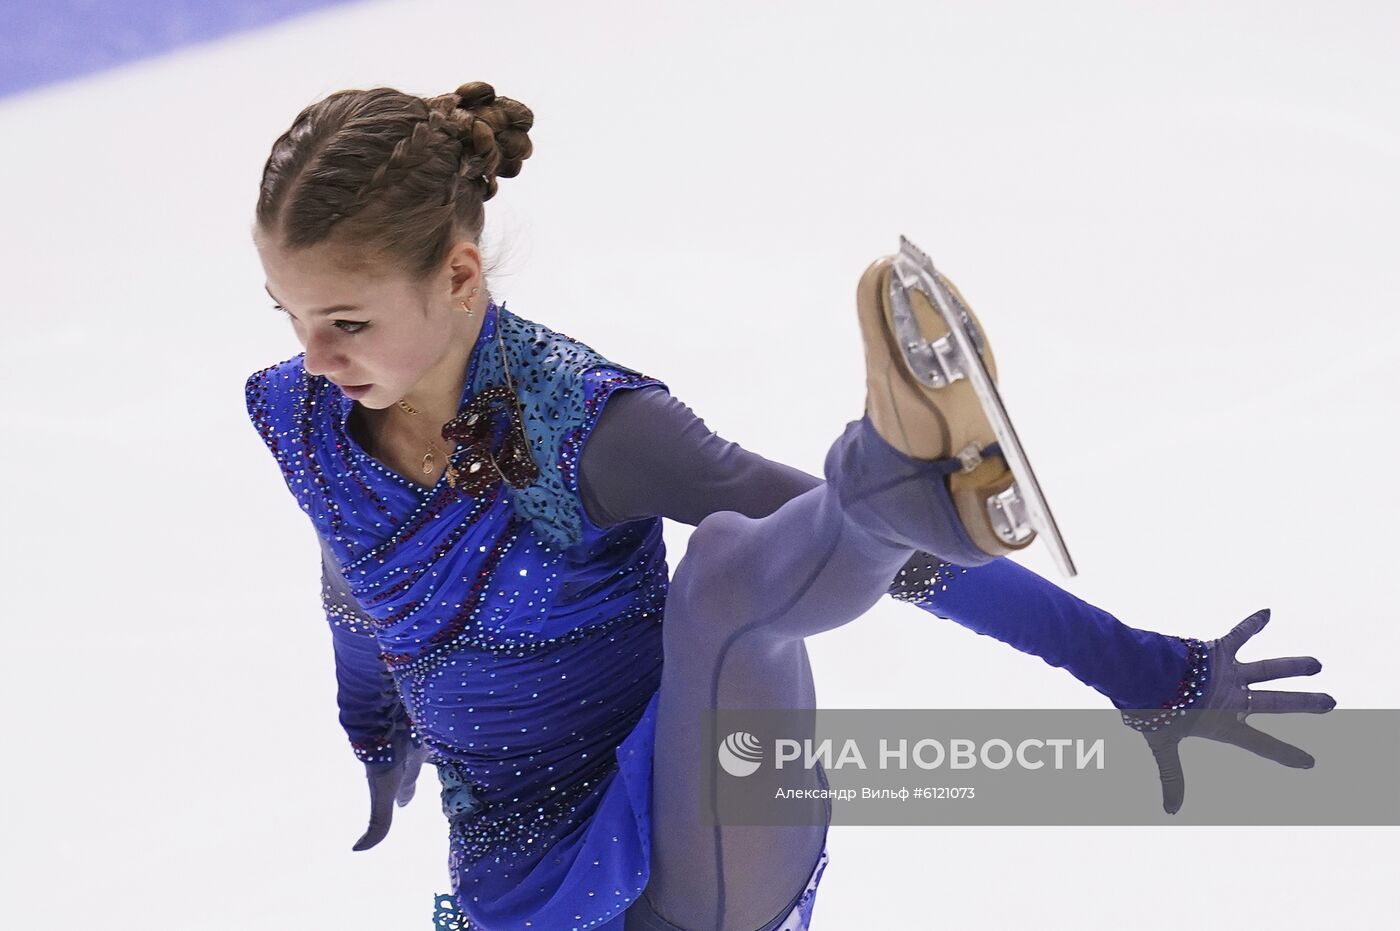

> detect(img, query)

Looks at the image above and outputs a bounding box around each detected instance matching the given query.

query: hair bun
[455,81,497,110]
[435,81,535,201]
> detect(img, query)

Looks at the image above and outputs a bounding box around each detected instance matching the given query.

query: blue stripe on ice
[0,0,367,99]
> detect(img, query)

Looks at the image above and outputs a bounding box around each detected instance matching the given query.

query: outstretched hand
[1128,608,1336,815]
[352,730,432,851]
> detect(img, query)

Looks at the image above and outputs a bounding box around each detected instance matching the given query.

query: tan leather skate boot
[855,254,1035,559]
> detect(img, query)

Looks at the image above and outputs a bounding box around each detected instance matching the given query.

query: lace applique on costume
[437,753,617,869]
[467,308,665,550]
[431,892,468,930]
[437,760,484,823]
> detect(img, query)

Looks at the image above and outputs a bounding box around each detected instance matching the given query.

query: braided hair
[254,81,534,282]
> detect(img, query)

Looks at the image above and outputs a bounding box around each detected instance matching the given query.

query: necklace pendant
[422,451,435,474]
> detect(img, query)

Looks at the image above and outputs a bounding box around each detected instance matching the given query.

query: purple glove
[1120,608,1336,814]
[354,722,431,851]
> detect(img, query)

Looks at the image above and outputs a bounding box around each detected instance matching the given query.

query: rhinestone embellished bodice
[246,300,674,929]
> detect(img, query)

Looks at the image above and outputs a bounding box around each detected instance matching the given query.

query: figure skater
[244,82,1334,931]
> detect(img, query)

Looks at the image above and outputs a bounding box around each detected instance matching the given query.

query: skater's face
[254,231,485,410]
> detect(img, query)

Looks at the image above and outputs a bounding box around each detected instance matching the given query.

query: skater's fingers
[353,771,400,851]
[1146,737,1186,815]
[353,802,394,851]
[1239,656,1322,683]
[1203,719,1315,769]
[1243,689,1336,714]
[397,739,428,806]
[397,751,427,807]
[1219,608,1271,660]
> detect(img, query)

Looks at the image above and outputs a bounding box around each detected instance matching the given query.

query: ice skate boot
[856,235,1077,577]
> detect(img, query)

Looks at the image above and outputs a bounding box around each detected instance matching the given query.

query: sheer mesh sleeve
[317,535,414,765]
[576,386,1190,709]
[577,385,963,596]
[578,385,819,528]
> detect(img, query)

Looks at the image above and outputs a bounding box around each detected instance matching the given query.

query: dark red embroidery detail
[440,384,540,496]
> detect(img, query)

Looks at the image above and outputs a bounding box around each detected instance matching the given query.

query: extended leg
[632,414,974,931]
[631,244,1089,928]
[582,384,1194,714]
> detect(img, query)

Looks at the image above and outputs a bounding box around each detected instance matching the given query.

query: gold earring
[460,286,480,318]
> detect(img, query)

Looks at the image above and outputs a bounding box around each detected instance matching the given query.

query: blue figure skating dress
[247,297,1197,930]
[246,299,676,930]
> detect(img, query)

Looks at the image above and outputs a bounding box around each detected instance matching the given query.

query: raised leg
[630,414,975,931]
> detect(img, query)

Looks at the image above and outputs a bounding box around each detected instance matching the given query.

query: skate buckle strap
[958,440,1036,547]
[955,442,983,472]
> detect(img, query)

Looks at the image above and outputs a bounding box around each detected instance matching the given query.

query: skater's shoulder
[493,303,666,397]
[244,352,321,430]
[245,351,306,386]
[496,305,610,373]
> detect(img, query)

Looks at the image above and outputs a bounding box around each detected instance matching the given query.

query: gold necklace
[395,397,459,475]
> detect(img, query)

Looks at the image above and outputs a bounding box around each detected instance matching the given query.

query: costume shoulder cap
[480,306,668,549]
[244,353,320,468]
[494,308,615,375]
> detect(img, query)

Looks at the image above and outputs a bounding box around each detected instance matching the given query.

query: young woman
[245,82,1333,931]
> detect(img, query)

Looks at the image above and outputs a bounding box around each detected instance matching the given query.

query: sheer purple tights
[617,412,987,930]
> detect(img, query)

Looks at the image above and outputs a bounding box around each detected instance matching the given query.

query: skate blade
[889,235,1078,578]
